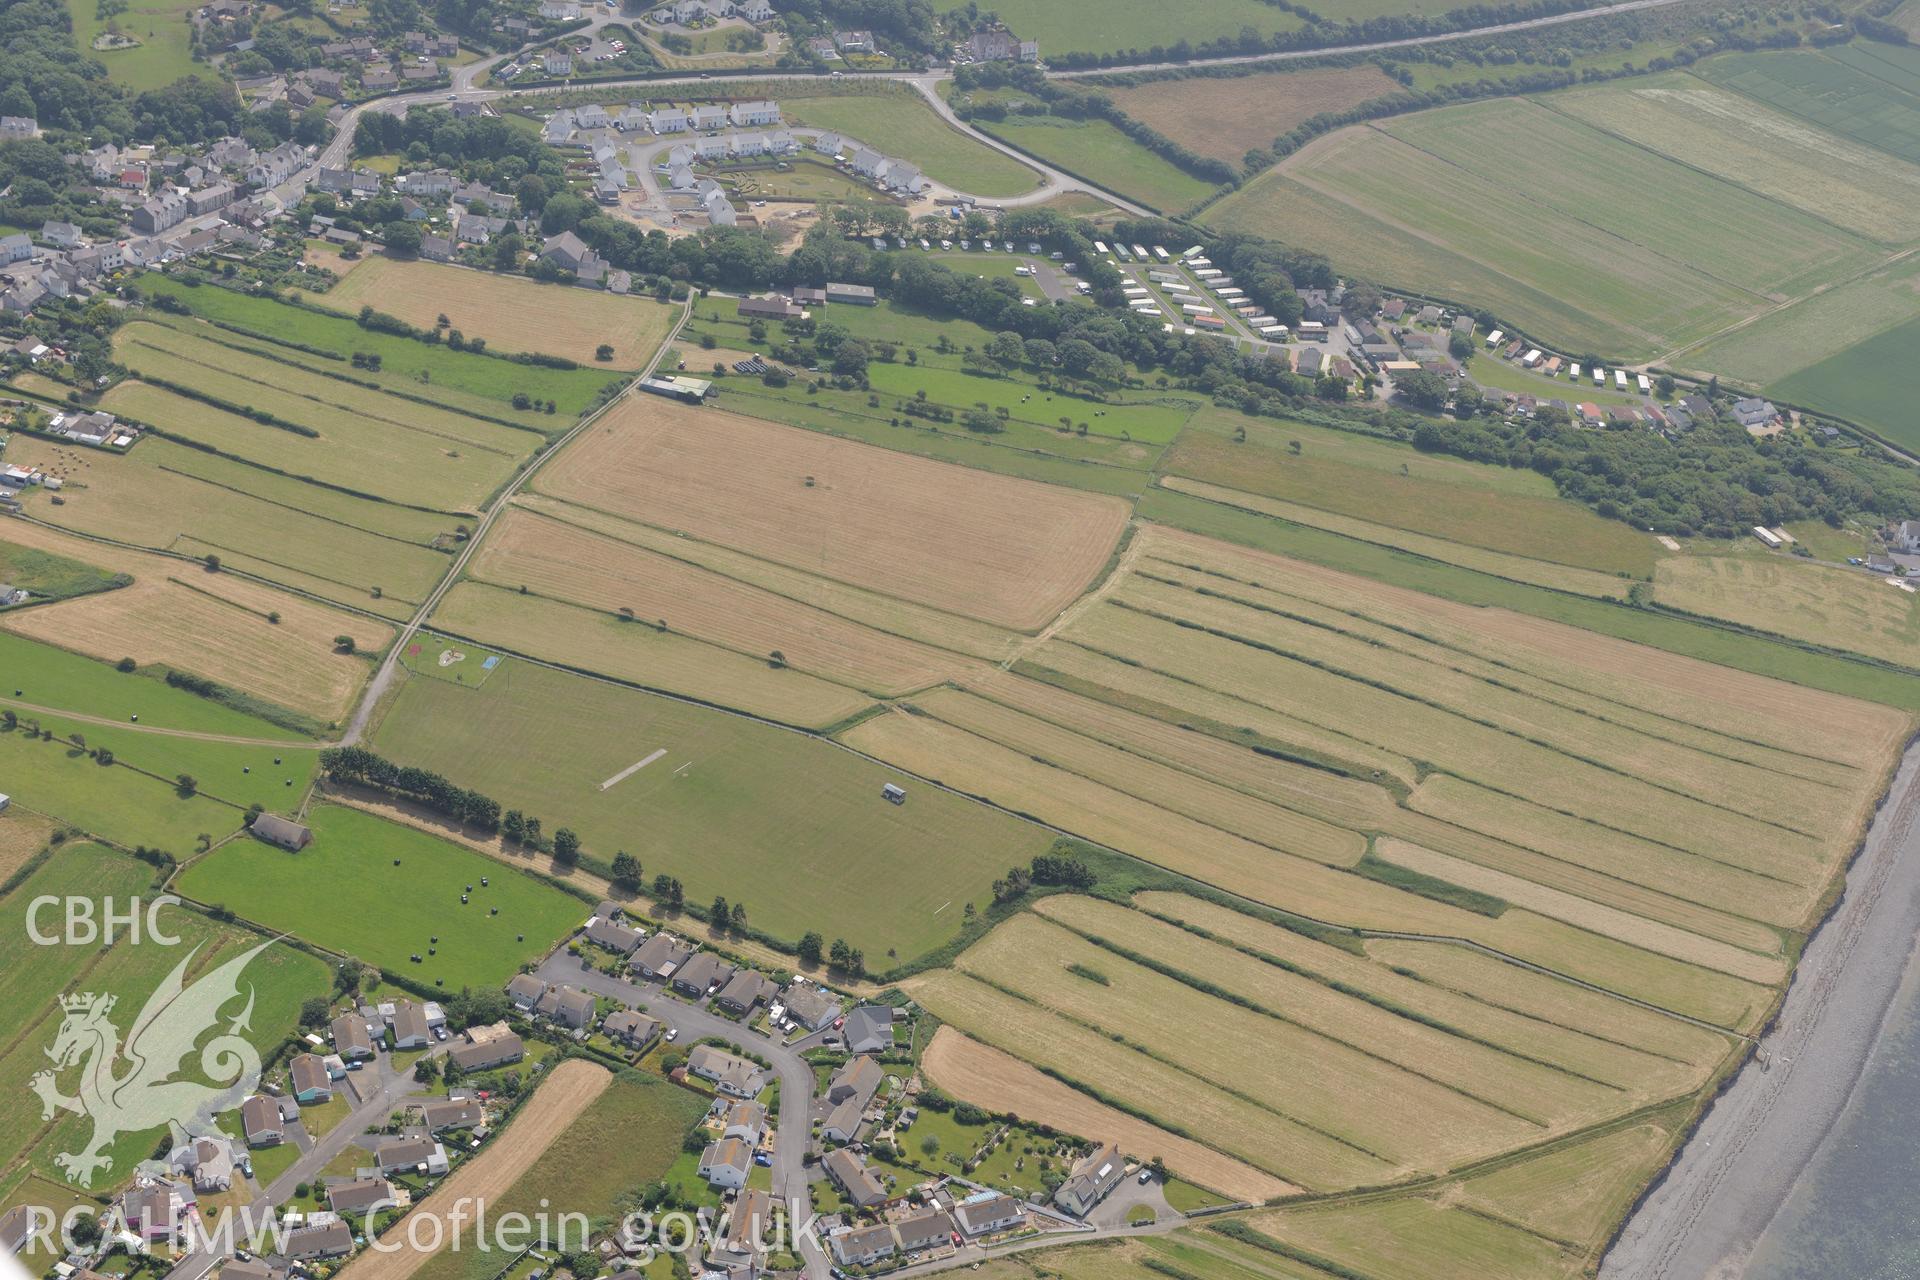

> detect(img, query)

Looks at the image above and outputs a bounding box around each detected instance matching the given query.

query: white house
[651,107,691,133]
[728,100,780,127]
[693,104,728,131]
[538,0,580,17]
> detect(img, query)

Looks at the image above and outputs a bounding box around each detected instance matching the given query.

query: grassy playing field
[777,91,1042,197]
[1105,66,1402,167]
[1204,75,1901,359]
[316,257,678,369]
[371,660,1052,964]
[1653,554,1920,668]
[176,804,588,989]
[976,116,1221,213]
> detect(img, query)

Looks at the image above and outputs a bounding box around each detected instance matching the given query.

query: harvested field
[0,520,390,725]
[1032,898,1640,1129]
[533,397,1130,630]
[908,686,1367,864]
[513,493,1023,662]
[469,507,976,694]
[1458,1118,1680,1250]
[3,436,450,618]
[1652,554,1920,669]
[1251,1196,1582,1280]
[910,967,1396,1189]
[919,1027,1293,1202]
[1375,839,1785,983]
[427,581,872,728]
[956,915,1550,1172]
[111,323,534,511]
[1107,66,1402,166]
[337,1060,612,1280]
[317,256,677,367]
[1407,776,1813,929]
[1131,893,1732,1086]
[1157,475,1632,598]
[0,809,56,884]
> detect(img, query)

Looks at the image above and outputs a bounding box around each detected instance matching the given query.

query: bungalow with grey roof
[894,1208,955,1253]
[242,1095,286,1147]
[840,1005,893,1054]
[672,951,734,997]
[251,813,312,850]
[388,999,430,1049]
[686,1044,765,1097]
[290,1053,332,1103]
[823,1148,887,1209]
[697,1137,752,1189]
[821,1055,883,1143]
[284,1222,353,1260]
[829,1223,896,1267]
[449,1031,524,1072]
[779,983,841,1030]
[327,1178,396,1215]
[584,915,644,954]
[419,1098,484,1132]
[375,1136,448,1175]
[715,970,774,1015]
[631,931,692,980]
[953,1192,1024,1236]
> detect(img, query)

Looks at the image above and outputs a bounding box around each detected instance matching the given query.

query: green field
[777,92,1042,197]
[1771,312,1920,452]
[0,843,329,1191]
[978,116,1221,213]
[944,0,1307,58]
[176,804,588,989]
[15,437,457,621]
[0,540,125,604]
[0,631,308,737]
[138,276,613,421]
[65,0,203,90]
[110,321,541,513]
[1206,68,1917,359]
[371,661,1053,963]
[410,1071,705,1280]
[1699,44,1920,169]
[1164,409,1659,576]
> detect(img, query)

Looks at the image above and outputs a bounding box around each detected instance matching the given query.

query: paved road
[533,952,832,1278]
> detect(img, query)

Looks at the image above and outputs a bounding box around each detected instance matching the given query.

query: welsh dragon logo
[32,942,271,1187]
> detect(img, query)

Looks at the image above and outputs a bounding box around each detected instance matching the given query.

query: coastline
[1600,736,1920,1280]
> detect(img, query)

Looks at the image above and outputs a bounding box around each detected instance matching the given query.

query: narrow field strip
[910,968,1396,1189]
[919,1027,1295,1203]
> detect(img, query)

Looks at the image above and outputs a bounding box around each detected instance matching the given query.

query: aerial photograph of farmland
[5,0,1920,1277]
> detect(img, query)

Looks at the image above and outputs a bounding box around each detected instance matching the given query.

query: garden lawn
[175,804,588,988]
